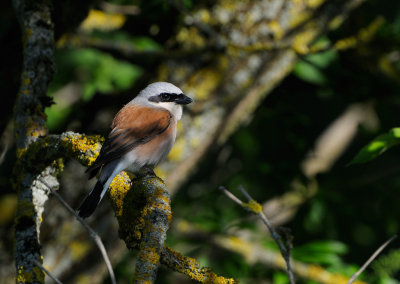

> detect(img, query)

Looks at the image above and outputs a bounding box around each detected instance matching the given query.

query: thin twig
[347,234,397,284]
[219,185,295,284]
[39,178,117,284]
[33,260,63,284]
[218,186,243,206]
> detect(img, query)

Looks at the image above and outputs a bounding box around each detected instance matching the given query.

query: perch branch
[108,174,236,283]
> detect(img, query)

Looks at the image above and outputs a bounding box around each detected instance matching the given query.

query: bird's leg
[143,167,156,177]
[135,167,156,179]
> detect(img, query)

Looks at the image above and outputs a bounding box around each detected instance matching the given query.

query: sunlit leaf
[273,271,289,284]
[349,128,400,165]
[306,50,338,68]
[292,240,348,265]
[293,61,327,85]
[293,49,337,85]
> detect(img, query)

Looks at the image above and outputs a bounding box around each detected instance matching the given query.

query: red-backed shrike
[78,82,192,218]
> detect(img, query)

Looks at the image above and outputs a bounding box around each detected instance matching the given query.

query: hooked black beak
[175,94,193,105]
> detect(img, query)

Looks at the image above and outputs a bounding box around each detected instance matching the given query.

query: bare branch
[218,186,243,206]
[33,260,63,284]
[347,235,397,284]
[38,178,116,284]
[219,185,295,284]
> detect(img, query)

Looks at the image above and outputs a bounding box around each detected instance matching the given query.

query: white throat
[154,102,183,120]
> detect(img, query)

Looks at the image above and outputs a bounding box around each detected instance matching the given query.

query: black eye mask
[149,93,193,105]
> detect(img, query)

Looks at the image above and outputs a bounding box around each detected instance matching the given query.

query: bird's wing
[86,105,171,178]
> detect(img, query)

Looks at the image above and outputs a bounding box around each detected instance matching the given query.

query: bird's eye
[161,93,170,100]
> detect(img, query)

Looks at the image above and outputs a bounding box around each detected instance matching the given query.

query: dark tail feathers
[78,181,104,218]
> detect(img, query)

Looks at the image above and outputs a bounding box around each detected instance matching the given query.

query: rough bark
[12,0,56,282]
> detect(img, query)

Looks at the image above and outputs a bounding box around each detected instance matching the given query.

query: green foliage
[372,249,400,279]
[292,240,348,266]
[272,271,289,284]
[91,30,162,51]
[54,48,142,101]
[46,48,143,130]
[292,43,338,85]
[349,128,400,165]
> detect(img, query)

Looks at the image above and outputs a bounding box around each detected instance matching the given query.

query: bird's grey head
[133,82,193,120]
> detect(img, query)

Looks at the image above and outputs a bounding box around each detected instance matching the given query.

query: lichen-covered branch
[108,175,176,282]
[111,176,172,282]
[160,246,237,283]
[18,132,232,282]
[107,174,235,283]
[12,0,56,282]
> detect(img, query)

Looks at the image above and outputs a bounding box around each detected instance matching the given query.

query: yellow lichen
[334,16,384,51]
[17,266,33,283]
[305,0,324,9]
[242,199,263,213]
[290,10,312,29]
[140,246,160,265]
[268,21,284,40]
[292,29,316,54]
[186,57,228,100]
[80,9,126,32]
[108,172,131,217]
[328,15,345,30]
[176,27,206,48]
[61,134,103,166]
[33,266,44,283]
[16,148,26,159]
[17,265,44,283]
[23,76,31,86]
[23,28,33,46]
[198,9,211,23]
[153,167,167,180]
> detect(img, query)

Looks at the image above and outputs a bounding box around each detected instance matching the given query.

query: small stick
[347,234,397,284]
[219,185,295,284]
[39,178,116,284]
[33,260,63,284]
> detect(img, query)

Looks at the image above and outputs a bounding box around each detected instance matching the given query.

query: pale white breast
[123,117,177,173]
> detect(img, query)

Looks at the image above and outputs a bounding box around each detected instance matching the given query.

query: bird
[78,82,193,218]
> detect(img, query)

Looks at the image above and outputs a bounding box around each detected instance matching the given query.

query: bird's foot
[143,167,156,177]
[135,167,156,179]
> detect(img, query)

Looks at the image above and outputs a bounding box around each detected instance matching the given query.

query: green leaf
[349,128,400,165]
[306,50,338,68]
[273,271,289,284]
[293,61,327,85]
[292,49,337,85]
[292,240,348,265]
